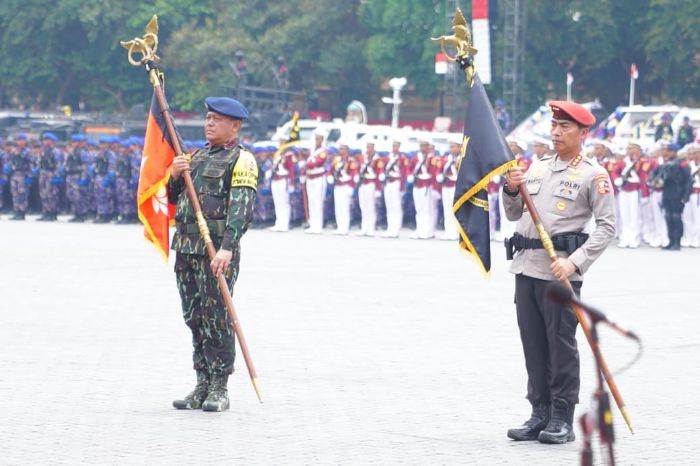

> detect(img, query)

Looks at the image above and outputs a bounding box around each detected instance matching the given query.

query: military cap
[16,133,29,141]
[204,96,249,120]
[98,136,112,144]
[266,145,277,152]
[327,147,339,155]
[42,132,59,141]
[667,143,681,151]
[549,100,595,127]
[71,134,87,142]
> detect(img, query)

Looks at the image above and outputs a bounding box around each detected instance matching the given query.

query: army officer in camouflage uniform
[502,101,616,444]
[169,97,257,412]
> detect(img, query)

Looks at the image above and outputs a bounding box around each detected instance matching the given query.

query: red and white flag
[630,63,639,80]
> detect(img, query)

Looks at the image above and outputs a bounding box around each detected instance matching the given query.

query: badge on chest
[555,178,582,200]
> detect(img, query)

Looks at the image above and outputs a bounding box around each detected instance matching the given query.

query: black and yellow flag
[452,76,516,274]
[275,111,301,155]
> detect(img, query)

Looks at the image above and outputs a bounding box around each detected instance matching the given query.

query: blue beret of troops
[667,143,681,151]
[98,136,111,144]
[351,148,362,156]
[71,134,87,142]
[42,132,59,141]
[16,133,29,141]
[204,97,249,120]
[327,147,338,155]
[88,139,98,147]
[379,151,389,156]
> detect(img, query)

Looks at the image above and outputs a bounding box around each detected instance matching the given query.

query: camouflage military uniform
[38,145,62,218]
[115,149,136,222]
[167,143,257,377]
[10,146,33,216]
[93,149,114,221]
[65,147,89,218]
[0,147,7,211]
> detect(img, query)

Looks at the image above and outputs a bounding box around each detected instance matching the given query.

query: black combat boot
[69,214,85,223]
[538,397,576,444]
[46,213,57,221]
[173,370,209,410]
[507,401,550,441]
[94,214,110,224]
[202,373,230,412]
[10,211,25,220]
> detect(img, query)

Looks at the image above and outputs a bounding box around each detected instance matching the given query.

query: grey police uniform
[501,152,616,405]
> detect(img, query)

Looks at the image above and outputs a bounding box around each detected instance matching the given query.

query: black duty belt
[176,219,227,237]
[505,232,589,260]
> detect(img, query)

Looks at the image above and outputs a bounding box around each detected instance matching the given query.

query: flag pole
[629,69,635,107]
[120,17,262,403]
[435,7,633,433]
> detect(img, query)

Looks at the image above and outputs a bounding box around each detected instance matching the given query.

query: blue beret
[205,97,249,120]
[667,143,681,151]
[327,147,338,155]
[71,134,87,142]
[495,99,504,106]
[265,145,276,152]
[16,133,29,141]
[378,151,389,156]
[42,132,59,141]
[88,140,98,147]
[99,137,111,144]
[253,145,266,153]
[121,140,132,148]
[351,148,362,155]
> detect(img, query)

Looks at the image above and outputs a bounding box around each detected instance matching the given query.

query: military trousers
[39,171,58,215]
[514,274,582,405]
[10,171,28,212]
[175,252,238,375]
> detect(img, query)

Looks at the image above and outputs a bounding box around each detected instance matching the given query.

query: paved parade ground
[1,217,699,465]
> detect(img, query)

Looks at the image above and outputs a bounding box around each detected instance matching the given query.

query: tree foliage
[0,0,698,117]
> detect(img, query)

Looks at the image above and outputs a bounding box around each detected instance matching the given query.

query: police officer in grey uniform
[502,101,616,444]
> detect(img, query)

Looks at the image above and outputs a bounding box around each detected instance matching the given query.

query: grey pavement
[1,215,699,465]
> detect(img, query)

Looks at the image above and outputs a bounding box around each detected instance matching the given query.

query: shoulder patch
[231,150,258,190]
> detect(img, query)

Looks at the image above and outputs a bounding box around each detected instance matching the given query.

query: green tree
[360,0,446,98]
[643,0,700,104]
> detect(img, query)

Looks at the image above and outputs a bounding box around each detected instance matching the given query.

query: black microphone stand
[581,318,616,466]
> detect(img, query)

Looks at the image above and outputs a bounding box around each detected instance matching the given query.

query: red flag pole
[121,17,262,403]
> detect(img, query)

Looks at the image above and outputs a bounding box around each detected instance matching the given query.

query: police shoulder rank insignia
[595,173,611,195]
[231,150,258,190]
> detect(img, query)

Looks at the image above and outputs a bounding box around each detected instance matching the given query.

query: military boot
[507,401,550,441]
[94,214,110,224]
[202,373,230,412]
[10,212,25,220]
[173,370,209,410]
[69,214,85,223]
[538,397,576,444]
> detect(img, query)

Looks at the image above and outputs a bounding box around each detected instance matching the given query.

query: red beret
[549,100,595,127]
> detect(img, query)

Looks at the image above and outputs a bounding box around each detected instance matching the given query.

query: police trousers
[514,274,582,405]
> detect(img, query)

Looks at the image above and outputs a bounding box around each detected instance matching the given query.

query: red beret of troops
[549,100,596,127]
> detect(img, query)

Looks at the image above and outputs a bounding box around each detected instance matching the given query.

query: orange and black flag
[452,75,516,274]
[137,91,178,260]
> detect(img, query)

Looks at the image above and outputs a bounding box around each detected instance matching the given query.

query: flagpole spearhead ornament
[120,15,160,67]
[431,8,478,83]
